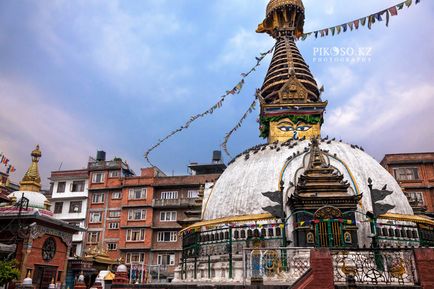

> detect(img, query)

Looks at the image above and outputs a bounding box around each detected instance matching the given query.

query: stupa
[176,0,434,284]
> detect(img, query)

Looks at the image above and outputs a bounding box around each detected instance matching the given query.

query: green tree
[0,260,20,286]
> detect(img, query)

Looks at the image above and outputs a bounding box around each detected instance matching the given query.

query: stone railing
[243,247,311,285]
[331,248,418,286]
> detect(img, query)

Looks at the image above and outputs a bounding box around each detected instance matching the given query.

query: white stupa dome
[117,264,128,273]
[202,140,413,246]
[8,191,49,210]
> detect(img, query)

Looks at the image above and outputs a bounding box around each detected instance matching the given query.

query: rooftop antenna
[58,162,63,171]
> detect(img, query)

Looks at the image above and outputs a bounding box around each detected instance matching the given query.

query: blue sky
[1,0,433,188]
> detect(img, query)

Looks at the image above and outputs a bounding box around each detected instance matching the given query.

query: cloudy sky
[1,0,433,188]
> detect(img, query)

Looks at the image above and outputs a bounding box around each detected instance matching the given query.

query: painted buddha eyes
[296,126,311,132]
[278,125,294,132]
[278,124,311,132]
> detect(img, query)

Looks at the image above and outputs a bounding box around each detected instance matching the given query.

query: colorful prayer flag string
[299,0,421,41]
[0,151,16,174]
[221,91,259,158]
[144,46,275,167]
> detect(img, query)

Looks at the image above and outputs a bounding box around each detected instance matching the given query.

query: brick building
[83,150,224,283]
[381,152,434,217]
[86,151,135,260]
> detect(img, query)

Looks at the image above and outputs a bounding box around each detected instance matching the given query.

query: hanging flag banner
[143,46,275,167]
[0,151,16,174]
[221,92,259,158]
[299,0,421,41]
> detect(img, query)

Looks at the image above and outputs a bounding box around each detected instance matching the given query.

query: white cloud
[323,80,434,157]
[210,28,273,70]
[0,77,96,187]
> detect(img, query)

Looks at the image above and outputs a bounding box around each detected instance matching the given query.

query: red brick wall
[381,153,434,214]
[292,249,334,289]
[414,248,434,289]
[25,235,68,279]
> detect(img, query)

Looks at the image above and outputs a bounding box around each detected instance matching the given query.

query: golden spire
[19,145,42,192]
[257,0,327,144]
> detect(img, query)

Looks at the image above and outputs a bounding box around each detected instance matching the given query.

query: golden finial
[258,0,305,38]
[19,145,42,192]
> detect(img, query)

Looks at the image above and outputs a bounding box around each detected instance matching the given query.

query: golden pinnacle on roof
[19,145,42,192]
[258,0,305,38]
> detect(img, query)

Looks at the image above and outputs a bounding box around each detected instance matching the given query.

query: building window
[157,254,175,266]
[92,193,105,204]
[90,212,102,223]
[69,201,82,213]
[54,202,63,214]
[107,243,117,251]
[112,191,122,199]
[92,172,105,183]
[57,182,66,193]
[87,232,100,243]
[69,244,78,257]
[109,210,121,218]
[128,188,147,200]
[125,252,145,264]
[161,191,178,200]
[128,209,147,221]
[160,211,177,222]
[187,190,199,199]
[157,231,177,242]
[71,181,85,192]
[393,167,419,181]
[108,222,119,229]
[126,229,145,242]
[406,192,425,206]
[109,170,120,178]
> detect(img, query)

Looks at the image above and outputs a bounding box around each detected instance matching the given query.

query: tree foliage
[0,260,20,286]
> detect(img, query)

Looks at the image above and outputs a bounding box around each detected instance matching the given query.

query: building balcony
[152,198,197,208]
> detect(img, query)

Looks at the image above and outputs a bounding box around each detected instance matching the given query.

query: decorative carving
[30,224,73,247]
[314,206,343,219]
[278,78,308,104]
[42,237,56,261]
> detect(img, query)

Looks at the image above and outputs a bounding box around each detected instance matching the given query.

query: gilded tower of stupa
[257,0,327,143]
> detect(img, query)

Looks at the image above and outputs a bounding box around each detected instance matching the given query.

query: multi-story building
[150,174,221,282]
[49,169,89,258]
[86,151,135,260]
[82,150,225,283]
[381,152,434,217]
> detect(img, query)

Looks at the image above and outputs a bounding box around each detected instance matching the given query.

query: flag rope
[299,0,421,41]
[144,46,275,167]
[221,92,259,158]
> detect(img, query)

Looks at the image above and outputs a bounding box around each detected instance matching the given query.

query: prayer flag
[389,6,398,16]
[386,10,390,27]
[405,0,412,7]
[354,19,360,29]
[376,12,383,22]
[342,23,347,32]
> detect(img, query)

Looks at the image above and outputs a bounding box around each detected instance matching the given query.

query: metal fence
[242,247,311,285]
[331,248,418,286]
